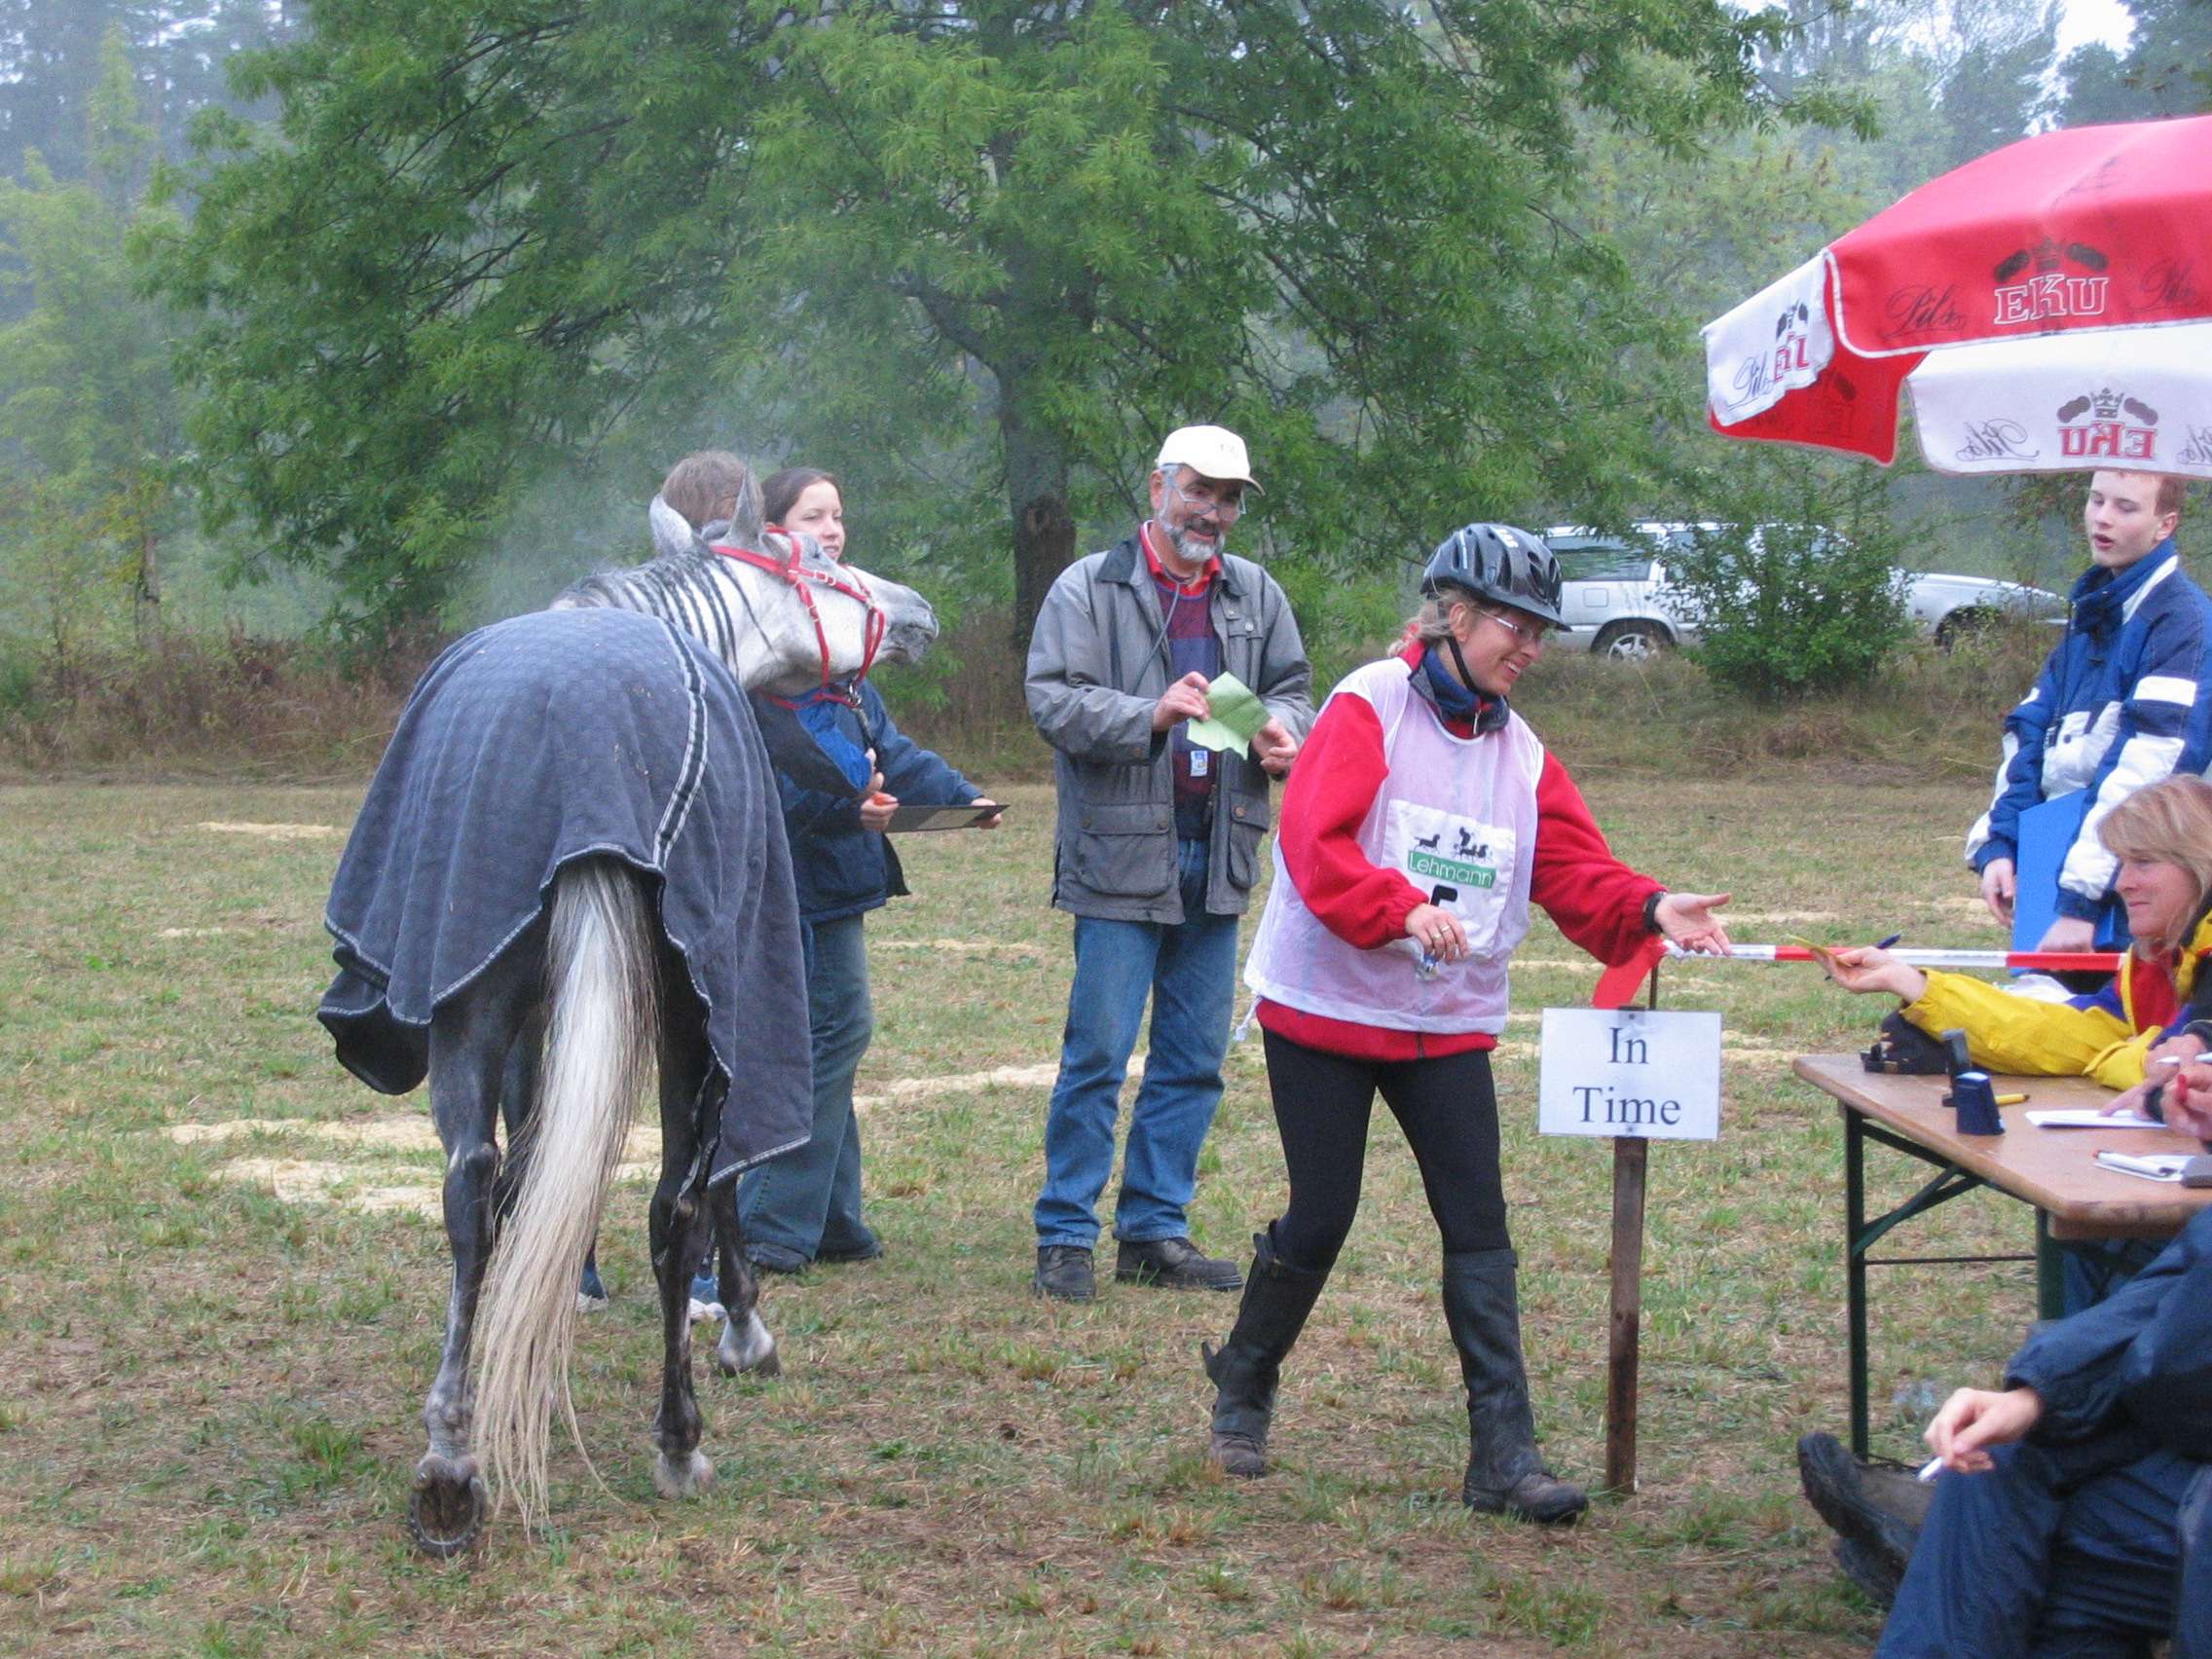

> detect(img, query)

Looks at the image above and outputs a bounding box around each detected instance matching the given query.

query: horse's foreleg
[412,953,536,1556]
[648,990,716,1499]
[712,1179,780,1379]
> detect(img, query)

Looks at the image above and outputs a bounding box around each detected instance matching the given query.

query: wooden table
[1793,1053,2212,1457]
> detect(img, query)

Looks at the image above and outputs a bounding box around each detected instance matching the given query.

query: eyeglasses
[1165,474,1249,518]
[1479,609,1551,646]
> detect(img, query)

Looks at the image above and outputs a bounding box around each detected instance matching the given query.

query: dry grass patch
[0,774,2052,1655]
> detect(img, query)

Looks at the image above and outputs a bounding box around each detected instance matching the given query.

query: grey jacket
[1025,535,1315,922]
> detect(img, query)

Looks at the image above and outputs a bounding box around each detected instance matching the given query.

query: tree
[0,26,183,650]
[2060,0,2212,124]
[152,0,1800,640]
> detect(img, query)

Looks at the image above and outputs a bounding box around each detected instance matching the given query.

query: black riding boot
[1200,1227,1330,1478]
[1442,1246,1587,1525]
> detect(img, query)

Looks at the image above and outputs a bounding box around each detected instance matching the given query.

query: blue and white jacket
[1968,541,2212,921]
[754,678,979,925]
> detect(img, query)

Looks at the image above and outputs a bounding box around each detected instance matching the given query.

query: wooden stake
[1605,1132,1648,1494]
[1597,950,1661,1497]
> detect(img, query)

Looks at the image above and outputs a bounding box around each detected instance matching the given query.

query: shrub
[1659,473,1913,699]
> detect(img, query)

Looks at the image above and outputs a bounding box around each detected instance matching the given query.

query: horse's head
[728,530,939,695]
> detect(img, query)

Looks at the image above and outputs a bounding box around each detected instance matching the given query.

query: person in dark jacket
[1803,1052,2212,1653]
[1023,424,1314,1303]
[731,466,999,1274]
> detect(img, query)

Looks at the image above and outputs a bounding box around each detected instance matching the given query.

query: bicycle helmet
[1420,523,1566,626]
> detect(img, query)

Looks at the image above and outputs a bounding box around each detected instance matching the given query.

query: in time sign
[1536,1008,1723,1142]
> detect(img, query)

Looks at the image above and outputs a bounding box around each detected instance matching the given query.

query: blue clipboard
[2012,789,2130,952]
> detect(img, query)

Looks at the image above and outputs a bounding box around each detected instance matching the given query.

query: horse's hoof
[653,1449,716,1499]
[407,1455,487,1559]
[716,1310,781,1378]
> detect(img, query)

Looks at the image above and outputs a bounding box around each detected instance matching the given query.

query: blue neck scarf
[1422,645,1481,723]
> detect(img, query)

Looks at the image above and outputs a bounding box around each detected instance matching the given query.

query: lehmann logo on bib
[1408,849,1497,889]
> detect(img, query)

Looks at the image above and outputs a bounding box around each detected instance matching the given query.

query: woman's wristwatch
[1641,890,1667,935]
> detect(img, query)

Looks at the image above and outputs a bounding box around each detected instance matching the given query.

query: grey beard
[1162,520,1223,565]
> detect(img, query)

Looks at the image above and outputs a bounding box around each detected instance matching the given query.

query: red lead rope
[709,532,887,701]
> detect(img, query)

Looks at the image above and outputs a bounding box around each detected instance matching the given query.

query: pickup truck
[1543,525,2062,662]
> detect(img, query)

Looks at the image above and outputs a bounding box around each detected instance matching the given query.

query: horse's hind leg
[712,1181,780,1379]
[411,941,538,1556]
[648,958,718,1499]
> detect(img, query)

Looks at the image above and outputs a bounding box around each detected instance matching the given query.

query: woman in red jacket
[1202,523,1732,1524]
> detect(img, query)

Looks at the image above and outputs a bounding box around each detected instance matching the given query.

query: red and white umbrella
[1703,115,2212,478]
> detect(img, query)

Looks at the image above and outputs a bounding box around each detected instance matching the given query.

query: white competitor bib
[1246,658,1544,1036]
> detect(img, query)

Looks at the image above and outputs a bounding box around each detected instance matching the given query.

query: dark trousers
[736,913,877,1261]
[1879,1442,2212,1657]
[1261,1030,1511,1272]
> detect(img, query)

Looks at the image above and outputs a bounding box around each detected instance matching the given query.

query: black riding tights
[1262,1028,1511,1272]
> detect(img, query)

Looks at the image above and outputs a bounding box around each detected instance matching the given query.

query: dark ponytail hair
[762,466,840,527]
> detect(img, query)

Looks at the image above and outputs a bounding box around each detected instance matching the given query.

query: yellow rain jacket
[1900,910,2212,1090]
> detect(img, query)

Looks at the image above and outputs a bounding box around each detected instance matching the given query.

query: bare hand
[970,796,1004,830]
[858,754,895,832]
[1926,1385,2043,1474]
[2107,1030,2208,1117]
[1654,891,1732,955]
[1405,903,1468,963]
[1980,858,2016,928]
[2163,1061,2212,1141]
[1153,671,1211,733]
[1823,945,1929,1004]
[2038,914,2098,953]
[1252,718,1299,778]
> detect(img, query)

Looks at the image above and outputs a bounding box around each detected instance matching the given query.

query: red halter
[709,531,887,701]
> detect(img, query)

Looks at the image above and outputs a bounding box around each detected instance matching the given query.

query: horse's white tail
[472,859,657,1530]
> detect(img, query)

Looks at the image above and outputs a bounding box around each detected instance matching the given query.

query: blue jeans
[1033,838,1240,1249]
[1879,1441,2212,1657]
[737,912,877,1262]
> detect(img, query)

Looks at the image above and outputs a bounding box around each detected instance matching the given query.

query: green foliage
[150,0,1802,639]
[1660,468,1913,698]
[2061,0,2212,123]
[0,27,185,664]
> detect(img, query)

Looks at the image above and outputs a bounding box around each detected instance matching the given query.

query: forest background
[1,0,2208,774]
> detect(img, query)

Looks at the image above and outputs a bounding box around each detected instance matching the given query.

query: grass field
[0,748,2064,1656]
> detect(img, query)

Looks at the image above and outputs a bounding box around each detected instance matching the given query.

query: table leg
[1846,1105,1869,1460]
[2036,1210,2064,1321]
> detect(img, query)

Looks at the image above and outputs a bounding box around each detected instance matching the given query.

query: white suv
[1542,524,2062,662]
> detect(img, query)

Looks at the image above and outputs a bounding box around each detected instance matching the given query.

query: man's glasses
[1165,475,1249,518]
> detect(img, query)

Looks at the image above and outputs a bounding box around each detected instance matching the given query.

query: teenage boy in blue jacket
[1969,470,2212,952]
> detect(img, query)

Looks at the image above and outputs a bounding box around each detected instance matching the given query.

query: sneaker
[1032,1244,1096,1302]
[1797,1432,1924,1604]
[577,1261,609,1313]
[816,1235,885,1266]
[746,1241,810,1275]
[687,1265,723,1323]
[1115,1235,1243,1292]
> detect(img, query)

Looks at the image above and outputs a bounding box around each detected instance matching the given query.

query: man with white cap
[1024,424,1315,1302]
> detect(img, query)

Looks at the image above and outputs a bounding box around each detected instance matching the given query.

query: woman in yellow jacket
[1827,773,2212,1105]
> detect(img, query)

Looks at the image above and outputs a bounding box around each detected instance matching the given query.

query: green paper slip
[1185,672,1269,756]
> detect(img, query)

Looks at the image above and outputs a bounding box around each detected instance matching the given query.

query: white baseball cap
[1154,424,1261,492]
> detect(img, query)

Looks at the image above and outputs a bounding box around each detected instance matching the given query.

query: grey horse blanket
[318,608,812,1180]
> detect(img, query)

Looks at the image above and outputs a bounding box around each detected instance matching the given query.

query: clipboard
[2013,790,2129,952]
[883,802,1005,832]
